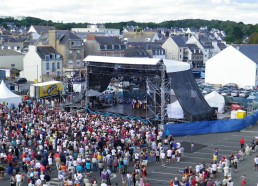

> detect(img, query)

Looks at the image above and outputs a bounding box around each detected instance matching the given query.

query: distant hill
[1,17,258,44]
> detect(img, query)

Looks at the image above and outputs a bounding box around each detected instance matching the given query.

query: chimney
[87,35,96,41]
[48,30,57,49]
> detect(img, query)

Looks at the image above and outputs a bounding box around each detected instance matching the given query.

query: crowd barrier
[86,108,150,124]
[165,112,258,137]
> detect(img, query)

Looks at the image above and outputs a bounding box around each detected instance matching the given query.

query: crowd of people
[0,97,257,186]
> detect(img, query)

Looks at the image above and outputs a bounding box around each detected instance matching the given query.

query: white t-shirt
[161,152,166,159]
[167,149,172,157]
[15,174,22,182]
[212,164,217,171]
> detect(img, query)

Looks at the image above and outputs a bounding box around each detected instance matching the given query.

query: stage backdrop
[165,112,258,137]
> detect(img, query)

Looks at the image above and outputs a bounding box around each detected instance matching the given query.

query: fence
[165,112,258,137]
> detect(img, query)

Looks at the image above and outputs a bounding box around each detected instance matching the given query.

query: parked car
[230,90,239,97]
[14,78,27,84]
[239,90,250,98]
[217,87,230,94]
[223,83,238,89]
[221,90,231,96]
[242,85,255,91]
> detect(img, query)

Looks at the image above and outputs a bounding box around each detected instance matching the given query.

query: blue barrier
[86,108,150,124]
[165,112,258,137]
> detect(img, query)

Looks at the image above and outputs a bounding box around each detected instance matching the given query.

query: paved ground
[1,124,258,185]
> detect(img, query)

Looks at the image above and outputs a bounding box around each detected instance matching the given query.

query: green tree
[248,32,258,44]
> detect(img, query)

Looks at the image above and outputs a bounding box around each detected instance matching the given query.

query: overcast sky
[1,0,258,24]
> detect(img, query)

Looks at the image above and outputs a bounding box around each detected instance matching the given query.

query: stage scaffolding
[146,65,171,125]
[84,59,169,125]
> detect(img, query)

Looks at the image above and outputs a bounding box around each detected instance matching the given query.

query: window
[46,63,49,70]
[77,50,80,54]
[77,60,81,66]
[69,60,73,65]
[45,55,50,61]
[52,63,55,72]
[57,71,60,76]
[57,62,60,69]
[180,49,182,52]
[11,64,15,67]
[69,50,72,54]
[46,72,49,76]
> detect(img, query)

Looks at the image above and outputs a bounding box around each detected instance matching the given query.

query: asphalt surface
[1,124,258,185]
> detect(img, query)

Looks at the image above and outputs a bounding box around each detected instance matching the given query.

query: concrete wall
[0,55,24,70]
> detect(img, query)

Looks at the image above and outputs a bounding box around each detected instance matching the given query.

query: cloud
[1,0,258,24]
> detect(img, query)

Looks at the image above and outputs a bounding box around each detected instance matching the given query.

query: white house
[205,45,258,88]
[186,35,214,63]
[23,45,63,82]
[162,36,188,61]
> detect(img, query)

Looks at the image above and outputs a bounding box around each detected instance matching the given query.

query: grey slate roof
[124,48,150,57]
[36,46,60,59]
[95,36,124,46]
[171,36,187,47]
[186,44,203,54]
[57,30,82,45]
[217,42,227,50]
[32,25,55,34]
[199,35,214,49]
[127,42,162,50]
[0,49,23,56]
[234,44,258,64]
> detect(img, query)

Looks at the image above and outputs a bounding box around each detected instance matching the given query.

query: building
[127,42,165,59]
[187,35,214,63]
[124,48,150,58]
[85,36,126,57]
[72,24,120,37]
[23,45,63,82]
[28,25,55,40]
[0,49,24,70]
[162,36,188,61]
[123,32,159,43]
[0,36,27,52]
[205,45,258,88]
[48,30,84,72]
[186,44,203,67]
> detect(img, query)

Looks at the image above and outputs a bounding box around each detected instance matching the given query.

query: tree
[1,22,9,30]
[248,32,258,44]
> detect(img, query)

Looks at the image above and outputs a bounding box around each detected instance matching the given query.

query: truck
[29,81,63,99]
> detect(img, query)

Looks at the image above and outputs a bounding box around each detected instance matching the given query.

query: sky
[1,0,258,24]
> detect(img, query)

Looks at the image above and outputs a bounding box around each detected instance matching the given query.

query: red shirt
[240,138,245,145]
[241,179,246,186]
[7,154,13,162]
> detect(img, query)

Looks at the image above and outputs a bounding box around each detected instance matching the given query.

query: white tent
[204,91,225,113]
[0,80,22,108]
[167,101,184,119]
[167,91,225,119]
[87,89,102,97]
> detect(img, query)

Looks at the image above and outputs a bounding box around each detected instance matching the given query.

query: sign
[15,84,19,92]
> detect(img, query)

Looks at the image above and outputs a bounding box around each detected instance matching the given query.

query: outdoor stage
[97,103,155,119]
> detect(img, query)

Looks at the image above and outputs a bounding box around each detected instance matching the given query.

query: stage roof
[84,55,190,73]
[84,55,162,65]
[164,59,190,73]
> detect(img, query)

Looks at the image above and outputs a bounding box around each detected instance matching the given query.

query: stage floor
[98,103,155,119]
